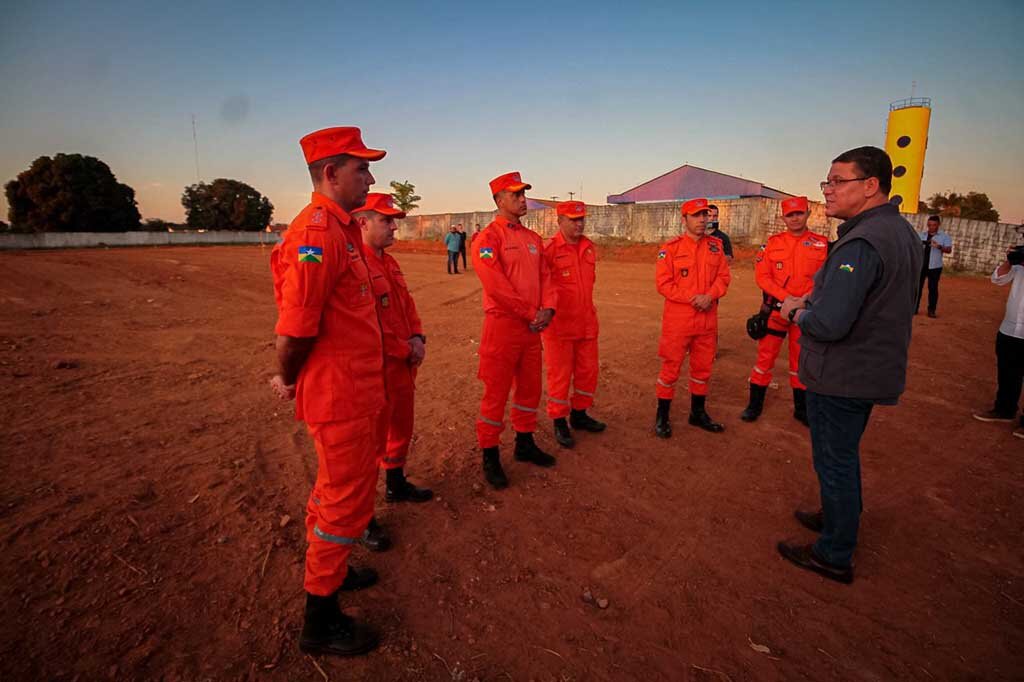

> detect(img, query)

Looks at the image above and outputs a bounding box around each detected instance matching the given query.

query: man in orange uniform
[654,197,731,437]
[741,196,828,425]
[543,200,606,448]
[351,192,433,552]
[473,171,558,489]
[269,126,386,657]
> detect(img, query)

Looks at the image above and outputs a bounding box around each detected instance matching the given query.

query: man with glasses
[777,146,921,584]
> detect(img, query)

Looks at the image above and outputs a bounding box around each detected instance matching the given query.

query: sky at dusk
[2,0,1022,225]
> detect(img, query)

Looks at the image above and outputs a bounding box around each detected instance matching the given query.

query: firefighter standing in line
[472,172,558,489]
[654,197,731,437]
[269,126,387,657]
[352,192,433,552]
[741,196,829,425]
[543,201,606,448]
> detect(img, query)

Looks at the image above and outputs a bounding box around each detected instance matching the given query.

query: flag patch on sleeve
[839,263,855,272]
[298,245,323,263]
[657,250,667,260]
[479,247,495,260]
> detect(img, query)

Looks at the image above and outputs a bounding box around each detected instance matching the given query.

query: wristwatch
[788,308,799,322]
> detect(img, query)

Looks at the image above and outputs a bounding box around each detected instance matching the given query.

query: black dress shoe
[385,479,434,503]
[553,418,575,448]
[300,594,379,657]
[482,447,508,489]
[340,565,378,591]
[794,509,824,533]
[688,410,725,433]
[569,409,607,432]
[776,542,853,584]
[513,433,556,467]
[360,518,391,552]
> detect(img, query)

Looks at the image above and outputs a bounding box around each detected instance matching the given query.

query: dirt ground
[0,242,1020,682]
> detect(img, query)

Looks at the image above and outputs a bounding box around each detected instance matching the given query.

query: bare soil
[0,243,1020,681]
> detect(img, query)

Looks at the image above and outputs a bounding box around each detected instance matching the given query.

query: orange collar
[552,230,589,250]
[495,215,524,230]
[311,192,353,227]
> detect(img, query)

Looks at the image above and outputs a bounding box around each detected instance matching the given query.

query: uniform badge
[680,268,689,277]
[360,283,369,295]
[803,241,812,247]
[839,263,855,273]
[562,270,571,278]
[528,243,538,254]
[381,294,390,308]
[346,242,355,253]
[776,262,784,270]
[708,243,720,253]
[479,247,495,260]
[657,250,667,260]
[298,245,323,263]
[310,209,325,225]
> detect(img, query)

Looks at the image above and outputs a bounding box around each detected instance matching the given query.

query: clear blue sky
[2,0,1022,224]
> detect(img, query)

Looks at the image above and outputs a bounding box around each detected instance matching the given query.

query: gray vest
[799,203,923,401]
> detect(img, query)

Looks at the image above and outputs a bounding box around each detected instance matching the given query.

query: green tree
[181,178,273,231]
[925,191,1000,222]
[390,180,421,213]
[4,154,141,233]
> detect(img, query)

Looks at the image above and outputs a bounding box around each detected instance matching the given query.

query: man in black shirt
[777,146,921,584]
[706,204,733,262]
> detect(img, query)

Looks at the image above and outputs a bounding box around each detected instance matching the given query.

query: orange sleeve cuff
[274,306,322,338]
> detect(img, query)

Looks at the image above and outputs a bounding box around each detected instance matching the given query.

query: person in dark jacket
[777,146,922,584]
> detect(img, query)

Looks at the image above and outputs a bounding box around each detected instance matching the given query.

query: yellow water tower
[884,97,931,213]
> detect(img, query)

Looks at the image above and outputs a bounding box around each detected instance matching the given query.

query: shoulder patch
[479,246,495,260]
[298,245,323,263]
[839,263,855,273]
[657,250,667,260]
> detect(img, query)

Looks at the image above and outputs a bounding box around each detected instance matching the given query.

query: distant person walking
[457,224,468,269]
[916,215,953,318]
[445,226,461,274]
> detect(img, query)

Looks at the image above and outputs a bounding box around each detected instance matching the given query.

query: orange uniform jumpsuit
[655,234,731,399]
[749,230,829,388]
[542,232,599,419]
[364,245,423,470]
[472,216,557,447]
[271,192,384,597]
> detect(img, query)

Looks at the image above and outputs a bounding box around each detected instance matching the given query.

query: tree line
[3,154,424,234]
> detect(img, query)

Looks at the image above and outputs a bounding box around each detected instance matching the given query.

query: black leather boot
[482,447,508,489]
[689,394,725,433]
[740,384,767,422]
[570,409,607,432]
[553,418,575,448]
[654,398,672,438]
[513,432,556,467]
[360,517,391,552]
[385,467,433,503]
[299,592,380,657]
[793,389,809,426]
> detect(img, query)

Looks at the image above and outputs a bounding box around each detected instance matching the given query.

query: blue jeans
[447,251,460,273]
[807,391,874,568]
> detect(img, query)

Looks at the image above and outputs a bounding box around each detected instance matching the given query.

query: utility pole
[191,114,201,183]
[550,195,559,202]
[568,191,575,201]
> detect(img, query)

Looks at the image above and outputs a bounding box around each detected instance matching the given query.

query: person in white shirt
[916,215,953,318]
[973,228,1024,440]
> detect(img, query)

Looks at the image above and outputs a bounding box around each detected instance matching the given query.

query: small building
[607,164,794,204]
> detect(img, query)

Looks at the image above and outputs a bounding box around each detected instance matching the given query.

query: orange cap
[300,127,386,165]
[681,197,710,216]
[781,196,809,216]
[352,192,406,219]
[556,201,586,218]
[489,171,532,196]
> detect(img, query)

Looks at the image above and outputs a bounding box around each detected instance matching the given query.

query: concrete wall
[397,198,1018,273]
[0,230,279,250]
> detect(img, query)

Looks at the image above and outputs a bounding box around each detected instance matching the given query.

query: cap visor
[783,210,806,217]
[349,148,387,161]
[507,182,531,192]
[562,211,586,219]
[378,206,406,219]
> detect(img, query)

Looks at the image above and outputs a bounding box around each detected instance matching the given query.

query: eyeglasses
[820,177,868,191]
